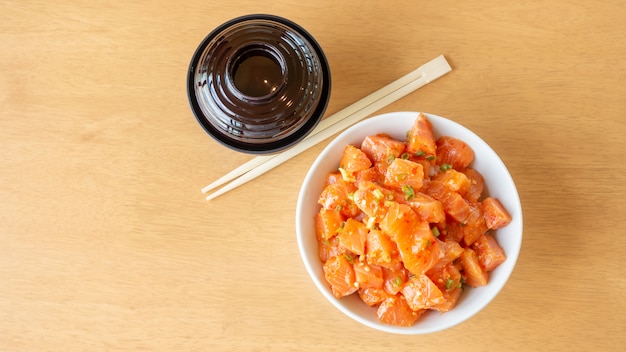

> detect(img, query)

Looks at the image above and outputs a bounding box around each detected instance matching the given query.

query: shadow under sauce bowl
[187,14,331,154]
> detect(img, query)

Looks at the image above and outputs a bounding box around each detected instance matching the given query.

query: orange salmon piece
[382,265,409,295]
[377,295,424,327]
[380,203,443,275]
[462,202,488,246]
[340,145,372,173]
[427,261,462,294]
[463,168,485,202]
[406,112,436,156]
[460,248,488,287]
[365,229,396,268]
[433,169,471,195]
[323,254,358,298]
[318,182,360,218]
[318,236,346,263]
[378,202,420,242]
[358,287,390,307]
[423,180,470,223]
[401,274,446,311]
[352,181,395,222]
[482,197,512,230]
[337,218,368,256]
[402,192,445,223]
[383,158,424,191]
[361,134,406,164]
[436,136,474,170]
[472,233,507,272]
[354,261,384,290]
[431,240,464,270]
[432,286,462,313]
[315,208,344,241]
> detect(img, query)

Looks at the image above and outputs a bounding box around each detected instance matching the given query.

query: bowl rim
[295,111,523,334]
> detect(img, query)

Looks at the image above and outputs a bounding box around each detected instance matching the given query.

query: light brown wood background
[2,1,625,351]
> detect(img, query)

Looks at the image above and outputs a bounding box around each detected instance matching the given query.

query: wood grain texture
[1,1,625,351]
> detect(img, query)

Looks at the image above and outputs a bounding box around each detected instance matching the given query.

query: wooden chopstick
[201,155,273,194]
[203,55,452,201]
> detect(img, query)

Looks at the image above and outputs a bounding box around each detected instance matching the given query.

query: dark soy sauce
[232,48,284,99]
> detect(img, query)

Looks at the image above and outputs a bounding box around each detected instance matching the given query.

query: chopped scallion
[365,216,376,229]
[338,167,356,182]
[401,185,415,200]
[392,277,402,287]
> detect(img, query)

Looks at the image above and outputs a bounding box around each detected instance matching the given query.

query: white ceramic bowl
[295,111,523,334]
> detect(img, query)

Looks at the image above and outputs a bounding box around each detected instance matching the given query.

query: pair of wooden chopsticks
[201,55,452,201]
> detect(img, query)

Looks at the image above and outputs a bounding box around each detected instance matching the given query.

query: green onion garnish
[401,185,415,200]
[440,163,453,172]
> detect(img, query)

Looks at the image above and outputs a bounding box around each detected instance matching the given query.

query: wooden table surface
[2,1,625,351]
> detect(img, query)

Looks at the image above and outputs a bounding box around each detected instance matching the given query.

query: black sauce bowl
[187,14,331,154]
